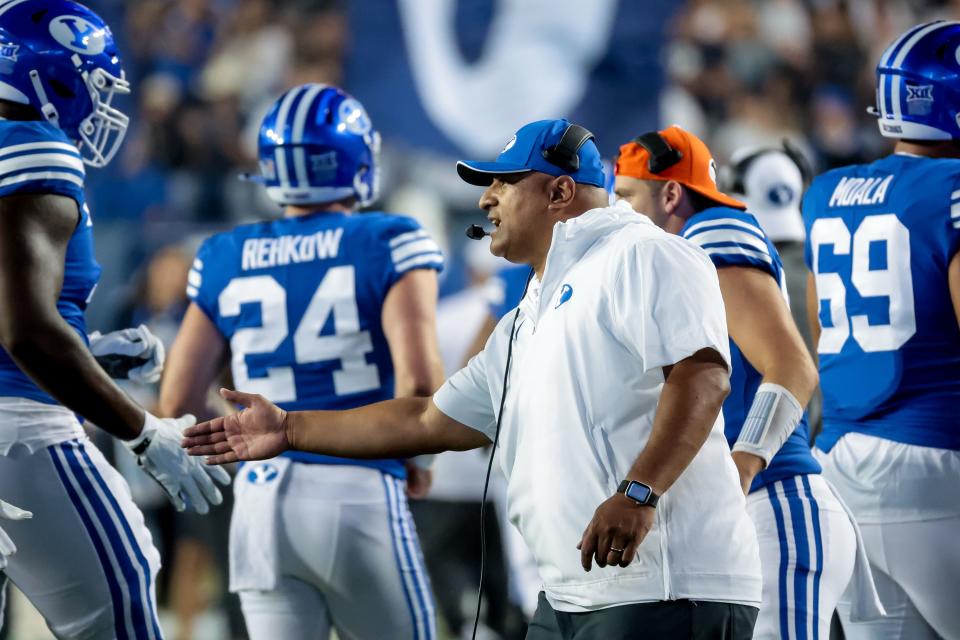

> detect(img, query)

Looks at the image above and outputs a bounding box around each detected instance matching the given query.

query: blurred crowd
[667,0,960,167]
[5,0,954,639]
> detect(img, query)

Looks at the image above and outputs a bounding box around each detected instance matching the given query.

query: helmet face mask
[77,64,130,167]
[874,21,960,141]
[0,0,130,168]
[255,84,382,208]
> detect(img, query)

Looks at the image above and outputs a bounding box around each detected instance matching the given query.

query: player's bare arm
[183,388,490,464]
[463,312,498,366]
[0,192,230,513]
[577,347,729,571]
[382,267,446,497]
[159,302,230,422]
[949,251,960,329]
[383,268,445,398]
[806,270,822,353]
[0,192,145,438]
[717,266,818,492]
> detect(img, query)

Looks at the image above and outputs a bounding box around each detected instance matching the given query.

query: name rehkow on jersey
[241,228,344,270]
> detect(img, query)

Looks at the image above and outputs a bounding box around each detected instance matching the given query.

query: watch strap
[617,479,660,508]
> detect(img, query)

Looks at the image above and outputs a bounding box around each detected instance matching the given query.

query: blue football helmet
[0,0,129,167]
[256,84,381,207]
[874,21,960,140]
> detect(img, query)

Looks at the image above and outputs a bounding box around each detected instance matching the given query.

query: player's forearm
[2,317,144,438]
[158,389,220,424]
[158,363,222,423]
[626,352,729,494]
[758,349,818,407]
[805,272,822,360]
[394,357,445,399]
[285,396,444,459]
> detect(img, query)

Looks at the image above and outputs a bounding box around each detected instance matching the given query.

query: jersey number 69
[810,214,917,355]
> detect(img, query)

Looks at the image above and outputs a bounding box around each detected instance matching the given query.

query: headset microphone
[465,224,491,240]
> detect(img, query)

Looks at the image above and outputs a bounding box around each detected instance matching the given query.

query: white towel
[823,477,887,621]
[228,457,291,592]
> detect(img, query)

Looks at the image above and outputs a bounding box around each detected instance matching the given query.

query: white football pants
[231,460,436,640]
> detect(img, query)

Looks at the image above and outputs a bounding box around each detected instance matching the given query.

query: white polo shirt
[433,202,762,612]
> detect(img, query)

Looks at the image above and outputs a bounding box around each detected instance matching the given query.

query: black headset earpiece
[542,123,595,172]
[723,139,813,197]
[781,138,813,188]
[724,148,766,196]
[633,131,683,174]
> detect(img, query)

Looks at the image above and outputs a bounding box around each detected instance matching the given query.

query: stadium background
[4,0,956,638]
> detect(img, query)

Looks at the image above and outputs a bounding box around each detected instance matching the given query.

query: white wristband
[125,411,161,454]
[732,383,803,466]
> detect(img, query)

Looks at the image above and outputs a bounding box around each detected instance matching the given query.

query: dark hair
[686,188,721,213]
[649,180,721,213]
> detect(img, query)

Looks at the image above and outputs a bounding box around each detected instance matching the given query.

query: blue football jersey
[486,264,532,320]
[803,154,960,452]
[0,121,101,404]
[189,211,444,477]
[682,206,821,492]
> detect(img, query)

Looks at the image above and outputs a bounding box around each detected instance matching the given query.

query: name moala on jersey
[241,228,343,270]
[829,175,893,207]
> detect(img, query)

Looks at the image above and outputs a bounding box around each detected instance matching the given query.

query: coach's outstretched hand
[182,388,290,465]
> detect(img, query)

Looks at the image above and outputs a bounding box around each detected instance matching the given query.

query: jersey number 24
[218,266,380,402]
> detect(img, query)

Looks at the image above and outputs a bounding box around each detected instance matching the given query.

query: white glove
[0,498,32,570]
[125,412,231,514]
[89,324,166,384]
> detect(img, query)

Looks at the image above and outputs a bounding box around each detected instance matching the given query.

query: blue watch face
[626,482,652,503]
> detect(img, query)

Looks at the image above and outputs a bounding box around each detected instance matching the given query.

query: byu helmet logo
[49,16,106,55]
[338,98,372,135]
[767,183,795,206]
[247,463,279,485]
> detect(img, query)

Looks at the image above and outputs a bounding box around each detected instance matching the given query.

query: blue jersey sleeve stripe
[704,246,774,265]
[683,217,765,241]
[0,165,84,186]
[0,140,82,160]
[951,203,960,219]
[0,150,85,177]
[699,240,771,256]
[395,252,444,274]
[186,285,199,299]
[0,170,84,189]
[187,269,201,288]
[0,146,83,166]
[389,229,429,249]
[685,228,771,255]
[951,188,960,201]
[392,237,441,264]
[193,258,203,270]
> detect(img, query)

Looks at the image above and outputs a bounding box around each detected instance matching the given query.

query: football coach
[182,119,762,639]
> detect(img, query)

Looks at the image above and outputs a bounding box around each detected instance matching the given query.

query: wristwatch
[617,479,660,508]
